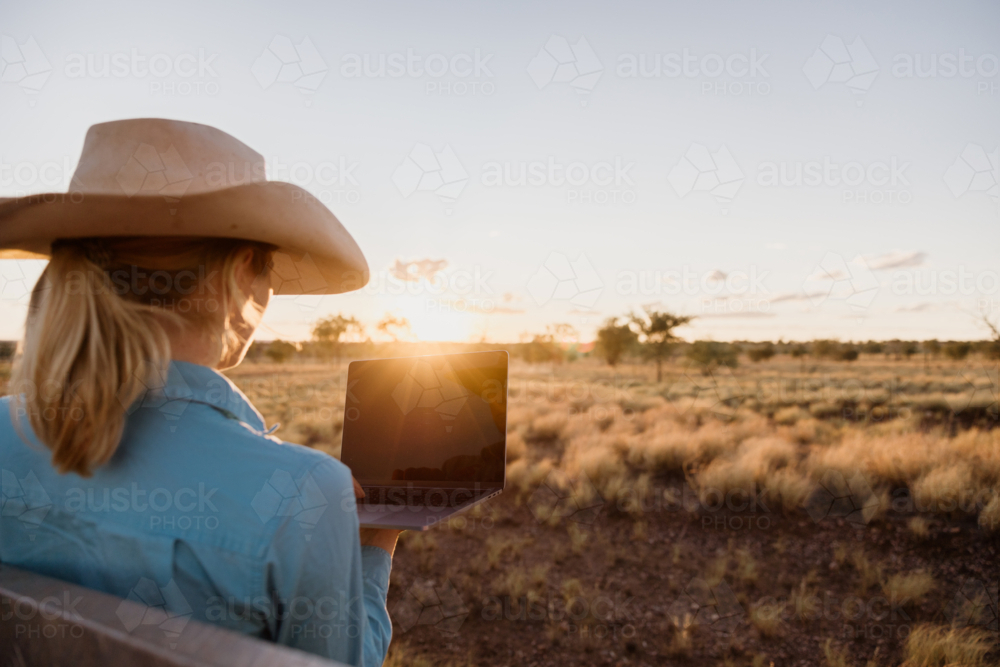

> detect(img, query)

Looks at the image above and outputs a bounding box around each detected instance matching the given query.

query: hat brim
[0,181,369,295]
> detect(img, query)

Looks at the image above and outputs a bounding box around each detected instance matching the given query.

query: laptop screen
[341,351,508,488]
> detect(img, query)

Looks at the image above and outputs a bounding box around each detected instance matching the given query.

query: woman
[0,119,399,666]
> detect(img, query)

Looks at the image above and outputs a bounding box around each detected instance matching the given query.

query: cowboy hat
[0,118,369,295]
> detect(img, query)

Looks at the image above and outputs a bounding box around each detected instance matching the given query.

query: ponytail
[11,237,273,477]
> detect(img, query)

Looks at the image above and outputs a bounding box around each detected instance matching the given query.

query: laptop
[341,351,508,530]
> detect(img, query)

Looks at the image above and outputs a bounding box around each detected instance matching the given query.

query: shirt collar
[157,361,267,432]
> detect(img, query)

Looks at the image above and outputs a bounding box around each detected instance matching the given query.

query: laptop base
[357,488,501,531]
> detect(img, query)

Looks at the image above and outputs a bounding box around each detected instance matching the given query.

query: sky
[1,0,998,344]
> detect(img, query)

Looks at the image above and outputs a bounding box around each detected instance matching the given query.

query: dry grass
[667,613,696,657]
[883,570,936,607]
[750,601,783,638]
[823,639,851,667]
[383,643,437,667]
[979,494,1000,531]
[908,516,931,539]
[849,549,884,593]
[902,624,998,666]
[735,547,758,586]
[457,357,999,533]
[790,571,819,623]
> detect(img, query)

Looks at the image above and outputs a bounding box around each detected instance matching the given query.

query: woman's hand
[352,476,402,557]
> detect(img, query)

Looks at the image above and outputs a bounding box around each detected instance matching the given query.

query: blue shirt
[0,361,392,666]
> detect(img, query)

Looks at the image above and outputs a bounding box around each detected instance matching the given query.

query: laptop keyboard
[361,486,487,508]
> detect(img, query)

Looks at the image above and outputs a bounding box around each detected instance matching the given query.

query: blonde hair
[11,236,275,477]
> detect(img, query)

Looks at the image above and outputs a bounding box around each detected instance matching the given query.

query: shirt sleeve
[263,456,392,666]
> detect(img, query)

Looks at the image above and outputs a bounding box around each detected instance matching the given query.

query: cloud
[765,250,926,307]
[767,291,816,304]
[865,250,926,271]
[698,311,776,319]
[706,269,727,282]
[893,302,936,313]
[391,259,448,282]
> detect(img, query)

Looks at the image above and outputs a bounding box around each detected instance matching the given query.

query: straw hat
[0,118,369,295]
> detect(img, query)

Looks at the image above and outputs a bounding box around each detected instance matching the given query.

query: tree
[517,324,577,365]
[812,340,840,359]
[686,341,738,374]
[922,339,940,369]
[747,342,776,363]
[982,316,1000,361]
[839,348,859,362]
[311,314,364,362]
[629,308,692,382]
[789,342,808,372]
[943,341,972,361]
[900,341,919,360]
[265,339,297,363]
[861,341,883,355]
[376,314,411,342]
[594,317,638,367]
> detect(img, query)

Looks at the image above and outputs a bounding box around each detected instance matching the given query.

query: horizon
[2,0,998,345]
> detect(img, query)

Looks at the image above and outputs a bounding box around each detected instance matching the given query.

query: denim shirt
[0,361,392,667]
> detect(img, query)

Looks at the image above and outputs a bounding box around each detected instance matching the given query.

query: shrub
[748,342,776,362]
[594,317,638,366]
[265,339,297,363]
[944,341,972,360]
[687,340,738,373]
